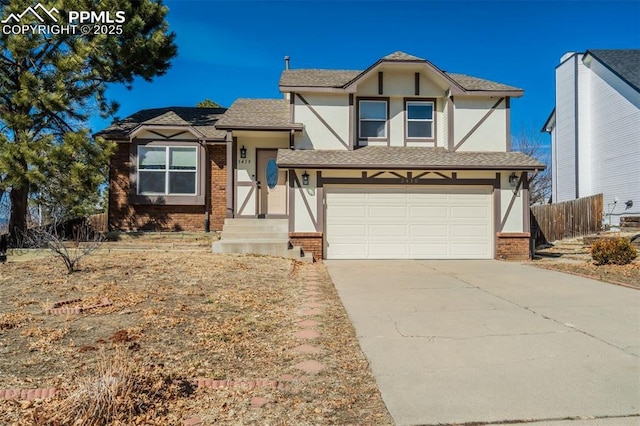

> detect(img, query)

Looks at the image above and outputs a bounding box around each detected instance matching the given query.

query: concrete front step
[220,226,289,239]
[224,218,288,226]
[213,218,311,261]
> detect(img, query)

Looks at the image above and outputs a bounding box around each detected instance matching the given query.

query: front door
[256,149,287,217]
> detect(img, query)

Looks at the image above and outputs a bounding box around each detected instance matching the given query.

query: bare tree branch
[512,126,552,205]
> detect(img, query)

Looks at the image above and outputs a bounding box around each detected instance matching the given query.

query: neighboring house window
[359,100,388,139]
[137,146,197,195]
[405,100,434,139]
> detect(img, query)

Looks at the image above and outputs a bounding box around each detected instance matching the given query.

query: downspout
[202,140,210,232]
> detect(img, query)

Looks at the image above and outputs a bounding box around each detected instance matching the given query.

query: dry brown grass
[0,249,391,424]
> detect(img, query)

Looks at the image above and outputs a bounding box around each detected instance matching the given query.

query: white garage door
[325,186,493,259]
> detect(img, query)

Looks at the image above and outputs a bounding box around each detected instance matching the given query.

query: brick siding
[496,232,531,261]
[289,232,323,261]
[108,143,226,232]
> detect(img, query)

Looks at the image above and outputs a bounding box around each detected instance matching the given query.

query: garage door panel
[450,206,490,219]
[369,224,408,237]
[369,243,408,257]
[328,244,368,258]
[329,224,367,238]
[409,206,448,218]
[451,224,490,238]
[325,186,492,260]
[407,188,449,203]
[450,243,491,257]
[410,243,449,257]
[330,205,367,219]
[409,224,448,237]
[369,205,407,218]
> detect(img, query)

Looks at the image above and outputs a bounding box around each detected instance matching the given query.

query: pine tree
[0,0,177,244]
[196,99,223,108]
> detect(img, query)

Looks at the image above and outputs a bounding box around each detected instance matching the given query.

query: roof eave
[216,124,304,131]
[129,124,206,140]
[541,108,556,133]
[461,90,524,98]
[276,162,545,171]
[583,49,640,94]
[279,85,353,93]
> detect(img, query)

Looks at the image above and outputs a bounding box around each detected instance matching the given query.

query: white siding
[577,59,592,198]
[554,54,578,202]
[587,58,640,226]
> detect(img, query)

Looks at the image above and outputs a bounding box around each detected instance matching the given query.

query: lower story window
[138,146,197,195]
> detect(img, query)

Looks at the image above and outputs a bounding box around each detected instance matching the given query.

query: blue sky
[92,0,640,139]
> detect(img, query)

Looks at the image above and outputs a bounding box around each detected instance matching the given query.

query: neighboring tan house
[98,51,544,260]
[543,49,640,227]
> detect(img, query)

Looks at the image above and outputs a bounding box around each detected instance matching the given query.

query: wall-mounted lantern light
[626,200,634,209]
[302,170,310,186]
[240,145,247,159]
[508,172,519,188]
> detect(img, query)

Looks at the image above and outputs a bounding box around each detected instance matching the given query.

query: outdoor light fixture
[508,172,519,188]
[626,200,634,208]
[240,145,247,159]
[302,170,310,186]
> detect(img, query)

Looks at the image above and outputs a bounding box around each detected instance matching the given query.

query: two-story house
[543,50,640,227]
[99,51,544,260]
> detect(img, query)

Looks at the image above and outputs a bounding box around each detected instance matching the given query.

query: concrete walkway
[326,260,640,426]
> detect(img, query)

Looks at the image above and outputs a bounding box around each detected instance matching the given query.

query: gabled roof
[215,98,303,131]
[280,69,522,93]
[96,107,227,140]
[276,146,545,171]
[542,108,556,133]
[279,51,523,94]
[382,51,425,61]
[585,49,640,92]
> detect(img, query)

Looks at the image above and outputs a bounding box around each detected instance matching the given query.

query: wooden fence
[88,212,108,233]
[530,194,603,243]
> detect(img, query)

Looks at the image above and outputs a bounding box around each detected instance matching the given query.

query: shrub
[590,237,638,265]
[40,347,195,425]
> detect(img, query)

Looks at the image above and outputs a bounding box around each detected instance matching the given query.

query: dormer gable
[279,51,523,97]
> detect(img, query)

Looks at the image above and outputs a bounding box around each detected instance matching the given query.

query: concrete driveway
[325,260,640,426]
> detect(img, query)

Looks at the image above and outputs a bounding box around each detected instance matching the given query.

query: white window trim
[405,100,435,141]
[359,99,388,140]
[137,146,198,196]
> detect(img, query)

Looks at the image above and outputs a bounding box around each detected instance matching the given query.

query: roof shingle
[280,69,522,92]
[587,49,640,91]
[276,146,545,170]
[215,98,302,130]
[96,107,227,140]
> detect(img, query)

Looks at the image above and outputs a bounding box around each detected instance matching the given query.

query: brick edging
[46,298,112,315]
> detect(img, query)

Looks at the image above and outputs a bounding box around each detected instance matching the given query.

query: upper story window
[406,100,434,140]
[138,146,197,195]
[359,99,388,139]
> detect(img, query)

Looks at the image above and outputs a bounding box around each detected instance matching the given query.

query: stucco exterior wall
[452,97,508,152]
[293,93,350,150]
[233,132,289,217]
